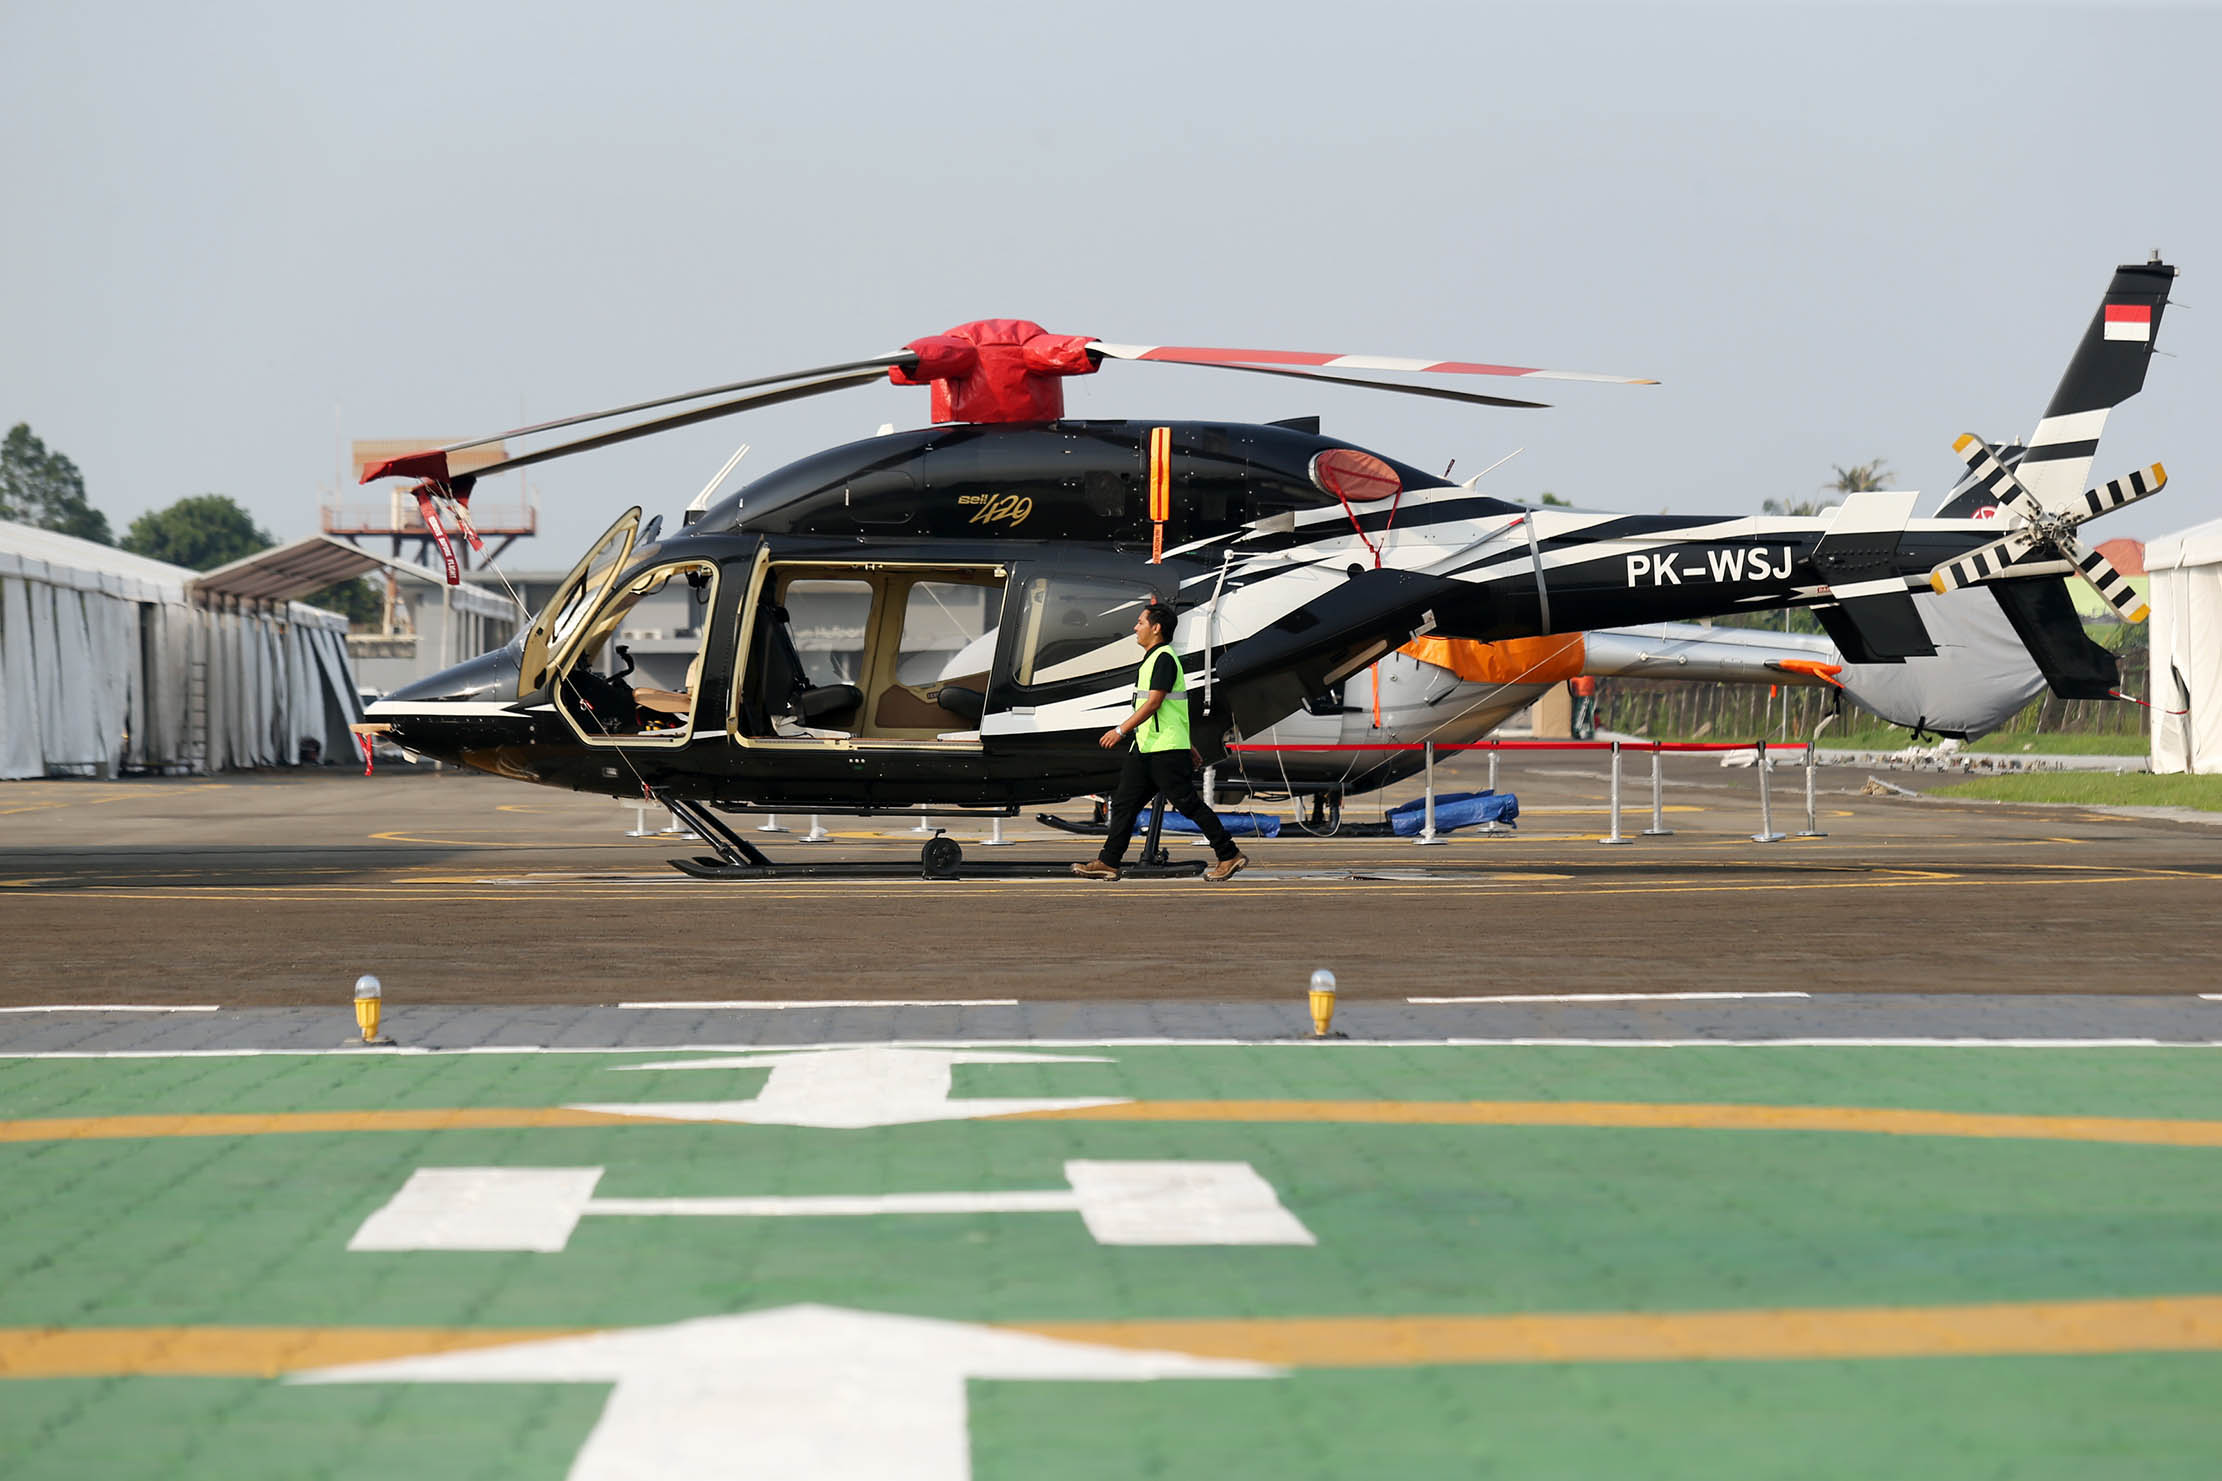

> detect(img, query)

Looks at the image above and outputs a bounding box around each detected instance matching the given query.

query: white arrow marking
[348,1161,1314,1252]
[572,1047,1129,1129]
[291,1305,1275,1481]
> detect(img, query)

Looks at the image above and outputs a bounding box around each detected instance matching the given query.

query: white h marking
[348,1162,1316,1252]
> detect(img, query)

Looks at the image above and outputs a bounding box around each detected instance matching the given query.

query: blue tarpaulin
[1142,807,1283,838]
[1385,789,1518,835]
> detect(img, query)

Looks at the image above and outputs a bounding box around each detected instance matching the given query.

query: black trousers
[1099,745,1240,864]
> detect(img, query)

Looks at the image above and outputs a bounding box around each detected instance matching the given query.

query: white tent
[0,520,362,779]
[2143,516,2222,774]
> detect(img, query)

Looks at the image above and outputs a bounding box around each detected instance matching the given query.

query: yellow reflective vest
[1134,644,1190,754]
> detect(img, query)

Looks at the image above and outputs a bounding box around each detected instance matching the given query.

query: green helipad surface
[4,1044,2219,1478]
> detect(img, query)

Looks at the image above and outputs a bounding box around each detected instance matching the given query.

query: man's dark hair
[1140,601,1178,640]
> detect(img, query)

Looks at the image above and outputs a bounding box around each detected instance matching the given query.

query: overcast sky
[6,2,2217,567]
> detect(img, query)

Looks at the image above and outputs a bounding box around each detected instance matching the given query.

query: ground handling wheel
[920,833,963,879]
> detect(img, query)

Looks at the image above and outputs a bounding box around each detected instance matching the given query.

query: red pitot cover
[891,319,1097,423]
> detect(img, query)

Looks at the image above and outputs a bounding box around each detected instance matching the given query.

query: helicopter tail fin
[1937,258,2174,519]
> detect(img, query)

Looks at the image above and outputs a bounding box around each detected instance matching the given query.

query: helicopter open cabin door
[521,506,640,701]
[539,507,736,749]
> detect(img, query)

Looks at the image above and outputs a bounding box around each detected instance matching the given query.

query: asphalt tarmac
[2,755,2216,1008]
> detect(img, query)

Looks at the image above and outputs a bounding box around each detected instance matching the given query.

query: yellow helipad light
[1308,970,1337,1038]
[353,975,394,1047]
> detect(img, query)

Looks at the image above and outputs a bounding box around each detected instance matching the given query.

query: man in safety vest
[1072,601,1248,882]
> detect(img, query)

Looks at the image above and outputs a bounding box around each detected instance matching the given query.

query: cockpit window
[518,507,640,695]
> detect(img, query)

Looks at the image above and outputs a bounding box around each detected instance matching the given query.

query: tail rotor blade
[1930,529,2040,594]
[1950,434,2048,520]
[2063,537,2151,623]
[2074,462,2167,522]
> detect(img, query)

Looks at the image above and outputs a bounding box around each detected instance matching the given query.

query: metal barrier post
[981,814,1014,847]
[910,813,936,836]
[1487,743,1500,795]
[1600,741,1633,845]
[757,814,787,834]
[798,815,830,843]
[1417,741,1446,846]
[1642,742,1672,837]
[1751,738,1786,843]
[1794,747,1826,838]
[625,800,655,838]
[1795,712,1835,839]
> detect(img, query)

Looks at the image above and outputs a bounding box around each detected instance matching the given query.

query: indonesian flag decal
[2104,303,2153,342]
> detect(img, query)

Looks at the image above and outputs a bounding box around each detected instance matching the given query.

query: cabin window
[896,581,997,687]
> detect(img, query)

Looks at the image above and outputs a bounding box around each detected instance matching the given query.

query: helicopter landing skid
[657,796,1205,881]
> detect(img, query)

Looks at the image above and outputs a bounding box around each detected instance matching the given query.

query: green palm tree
[1762,458,1896,517]
[1825,459,1896,495]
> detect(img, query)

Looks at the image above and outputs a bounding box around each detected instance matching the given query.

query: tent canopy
[193,535,513,618]
[2,519,364,777]
[0,520,193,603]
[2145,517,2222,573]
[2145,517,2222,774]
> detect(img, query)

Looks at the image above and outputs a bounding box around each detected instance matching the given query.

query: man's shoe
[1204,853,1249,882]
[1072,859,1121,881]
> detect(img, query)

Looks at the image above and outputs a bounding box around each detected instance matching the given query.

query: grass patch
[1848,730,2145,756]
[1643,727,2144,755]
[1928,772,2222,810]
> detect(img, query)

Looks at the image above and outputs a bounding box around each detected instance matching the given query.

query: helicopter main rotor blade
[432,354,920,457]
[1089,341,1658,386]
[1170,359,1554,410]
[455,368,890,481]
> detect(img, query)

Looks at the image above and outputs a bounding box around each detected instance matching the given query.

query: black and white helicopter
[358,259,2172,875]
[1220,256,2178,811]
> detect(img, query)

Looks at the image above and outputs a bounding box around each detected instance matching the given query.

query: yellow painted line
[0,784,228,816]
[1006,1099,2222,1147]
[0,1326,587,1378]
[10,1296,2222,1376]
[8,1100,2222,1147]
[1020,1294,2222,1366]
[0,873,2201,907]
[0,1107,670,1144]
[0,794,162,817]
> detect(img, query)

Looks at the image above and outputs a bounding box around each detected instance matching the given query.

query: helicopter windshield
[518,507,640,695]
